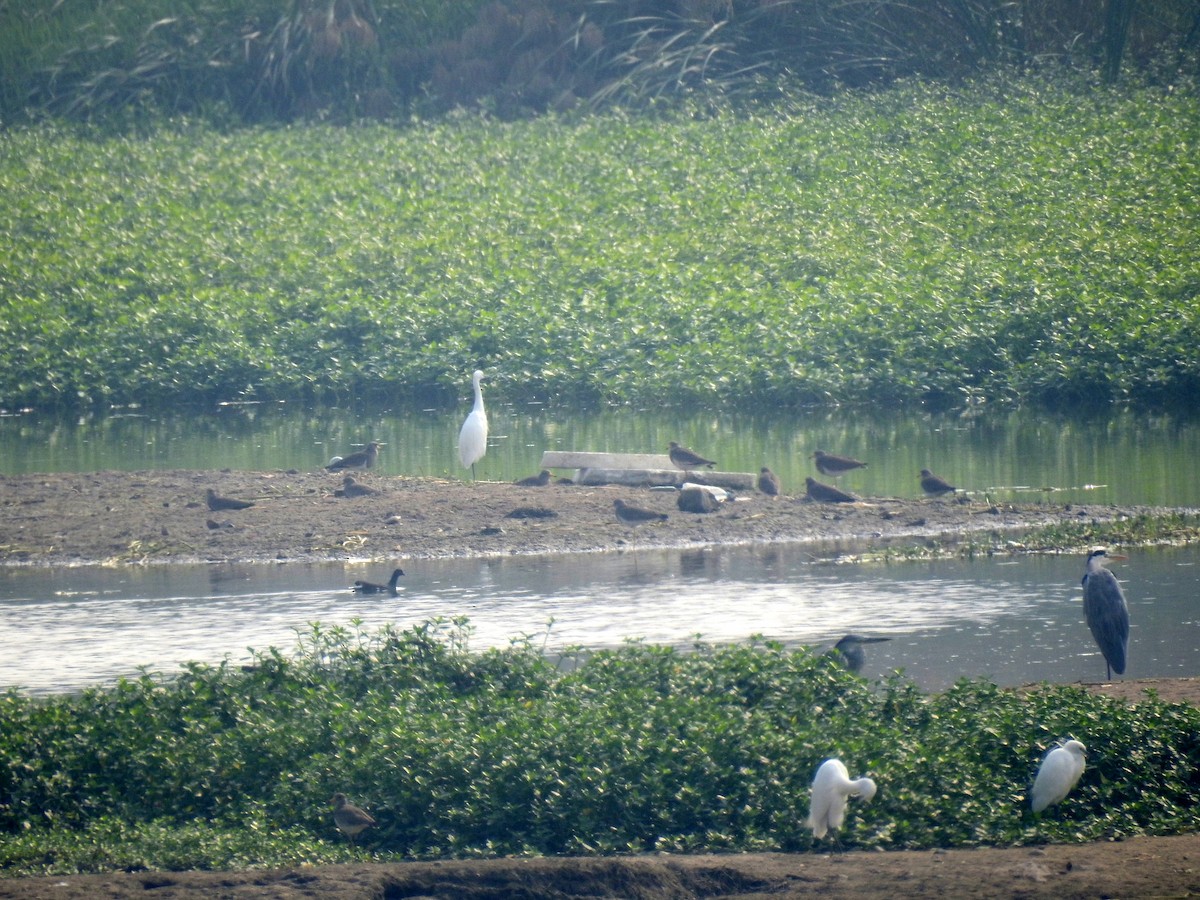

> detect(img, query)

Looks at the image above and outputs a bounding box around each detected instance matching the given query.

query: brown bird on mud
[919,469,958,497]
[331,793,376,845]
[669,441,716,471]
[334,475,377,498]
[811,450,867,479]
[205,488,254,511]
[614,498,668,525]
[326,441,380,472]
[351,567,405,595]
[757,467,781,497]
[804,476,858,503]
[515,469,552,487]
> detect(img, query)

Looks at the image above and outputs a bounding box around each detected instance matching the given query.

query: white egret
[1082,549,1129,680]
[1030,740,1087,813]
[457,369,488,480]
[806,758,877,841]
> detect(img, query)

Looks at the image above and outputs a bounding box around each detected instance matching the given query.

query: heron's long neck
[472,381,485,414]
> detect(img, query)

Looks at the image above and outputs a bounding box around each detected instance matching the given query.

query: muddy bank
[0,469,1170,567]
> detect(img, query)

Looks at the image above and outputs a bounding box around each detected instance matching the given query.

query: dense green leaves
[2,619,1199,874]
[1,76,1197,412]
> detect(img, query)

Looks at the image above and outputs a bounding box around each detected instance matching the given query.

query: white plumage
[1030,740,1086,813]
[457,369,488,479]
[806,758,877,840]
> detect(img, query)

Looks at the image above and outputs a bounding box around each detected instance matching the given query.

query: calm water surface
[2,545,1198,696]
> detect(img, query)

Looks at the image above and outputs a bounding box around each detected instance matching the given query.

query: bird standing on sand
[804,476,858,503]
[920,469,958,496]
[811,450,867,479]
[351,568,405,595]
[326,441,380,472]
[206,488,254,511]
[515,470,551,487]
[806,759,877,842]
[614,498,668,525]
[757,467,781,497]
[458,369,488,480]
[1030,740,1087,813]
[829,634,891,675]
[668,441,716,472]
[331,792,376,845]
[334,475,377,498]
[1082,549,1130,681]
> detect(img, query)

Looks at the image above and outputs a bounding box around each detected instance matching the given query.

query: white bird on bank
[806,758,878,841]
[457,369,488,480]
[1030,740,1087,813]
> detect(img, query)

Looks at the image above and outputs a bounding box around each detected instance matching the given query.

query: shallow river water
[2,544,1198,696]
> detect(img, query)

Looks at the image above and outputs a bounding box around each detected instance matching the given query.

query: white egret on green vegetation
[1030,740,1087,813]
[1082,549,1129,680]
[457,369,488,480]
[806,758,877,841]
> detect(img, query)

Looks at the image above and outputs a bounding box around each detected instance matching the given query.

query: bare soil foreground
[2,469,1199,898]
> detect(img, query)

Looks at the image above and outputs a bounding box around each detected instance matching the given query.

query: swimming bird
[811,450,867,479]
[804,476,857,503]
[326,441,380,472]
[351,568,405,595]
[757,466,781,497]
[1082,548,1130,680]
[515,469,551,487]
[334,475,377,498]
[668,441,716,472]
[205,488,254,511]
[1030,740,1087,813]
[806,758,877,841]
[920,469,958,496]
[458,369,488,480]
[829,634,891,675]
[613,498,668,525]
[331,792,376,845]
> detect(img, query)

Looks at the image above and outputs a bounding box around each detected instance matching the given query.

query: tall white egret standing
[805,758,877,842]
[457,369,488,480]
[1082,548,1129,680]
[1030,740,1087,813]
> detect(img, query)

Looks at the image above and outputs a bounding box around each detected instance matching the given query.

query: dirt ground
[2,469,1199,898]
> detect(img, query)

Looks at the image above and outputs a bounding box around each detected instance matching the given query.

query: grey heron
[830,634,891,675]
[1082,548,1129,680]
[457,370,488,480]
[1030,740,1086,813]
[806,758,877,841]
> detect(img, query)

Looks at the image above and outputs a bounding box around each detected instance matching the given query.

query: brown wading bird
[352,568,405,595]
[757,466,781,497]
[515,469,552,487]
[335,475,377,498]
[919,469,958,497]
[331,792,376,846]
[614,498,668,524]
[804,476,858,503]
[810,450,867,479]
[668,441,716,471]
[326,441,381,472]
[205,488,254,511]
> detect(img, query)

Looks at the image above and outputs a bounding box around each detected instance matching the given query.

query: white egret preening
[1082,548,1130,680]
[806,758,877,841]
[457,369,488,480]
[1030,740,1087,813]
